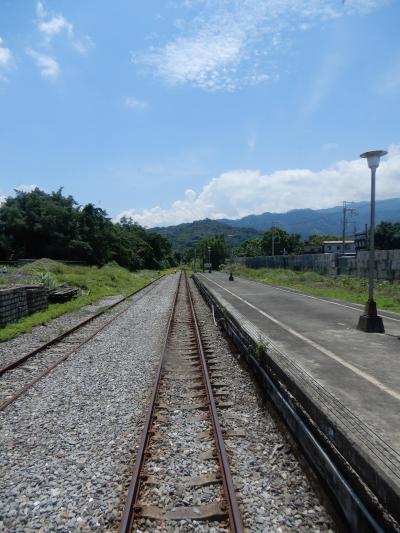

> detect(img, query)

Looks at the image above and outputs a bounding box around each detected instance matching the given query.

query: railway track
[120,271,243,532]
[0,276,162,412]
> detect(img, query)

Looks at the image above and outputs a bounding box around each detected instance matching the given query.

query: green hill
[218,198,400,237]
[151,219,261,250]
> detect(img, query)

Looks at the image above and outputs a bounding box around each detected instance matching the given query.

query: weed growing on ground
[0,261,172,342]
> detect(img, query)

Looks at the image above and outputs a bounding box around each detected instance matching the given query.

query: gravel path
[189,277,334,532]
[0,273,178,532]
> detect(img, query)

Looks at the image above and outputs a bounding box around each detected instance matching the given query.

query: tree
[196,235,228,270]
[235,238,262,257]
[260,227,302,255]
[307,234,339,246]
[0,188,79,260]
[0,188,174,269]
[375,222,400,250]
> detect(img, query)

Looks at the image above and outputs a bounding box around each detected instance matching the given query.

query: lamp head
[360,150,388,169]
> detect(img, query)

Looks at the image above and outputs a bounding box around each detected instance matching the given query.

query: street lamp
[357,150,387,333]
[208,246,212,274]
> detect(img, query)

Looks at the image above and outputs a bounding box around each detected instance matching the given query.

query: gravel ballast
[0,273,179,531]
[1,272,334,531]
[0,278,161,371]
[189,277,334,532]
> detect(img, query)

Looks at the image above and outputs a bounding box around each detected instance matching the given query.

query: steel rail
[119,271,182,533]
[185,273,244,533]
[0,276,163,412]
[0,275,162,377]
[120,271,243,532]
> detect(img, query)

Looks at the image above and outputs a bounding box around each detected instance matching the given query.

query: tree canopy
[375,221,400,250]
[0,188,174,269]
[235,227,302,257]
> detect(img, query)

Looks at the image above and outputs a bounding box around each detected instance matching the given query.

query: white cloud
[0,37,12,67]
[71,36,95,57]
[36,1,94,56]
[38,14,73,41]
[117,144,400,227]
[125,96,149,110]
[0,37,13,80]
[36,1,46,18]
[132,0,389,91]
[27,49,60,80]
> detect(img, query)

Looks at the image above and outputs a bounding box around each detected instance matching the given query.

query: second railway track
[0,276,162,411]
[120,271,243,532]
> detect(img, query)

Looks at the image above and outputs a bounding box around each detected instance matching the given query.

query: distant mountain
[151,219,261,251]
[218,198,400,238]
[150,198,400,250]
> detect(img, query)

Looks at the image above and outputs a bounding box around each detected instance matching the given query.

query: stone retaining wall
[26,286,49,314]
[0,285,48,327]
[235,249,400,281]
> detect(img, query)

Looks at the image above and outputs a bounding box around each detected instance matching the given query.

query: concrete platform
[195,272,400,528]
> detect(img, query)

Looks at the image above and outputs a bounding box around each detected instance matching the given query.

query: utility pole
[228,234,234,281]
[341,201,357,254]
[271,222,275,256]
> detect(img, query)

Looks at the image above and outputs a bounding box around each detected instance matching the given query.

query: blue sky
[1,0,399,226]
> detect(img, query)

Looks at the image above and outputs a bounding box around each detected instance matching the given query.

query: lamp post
[357,150,387,333]
[208,246,212,274]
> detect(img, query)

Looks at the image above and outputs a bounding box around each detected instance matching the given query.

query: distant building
[354,230,368,252]
[322,240,355,253]
[303,243,323,254]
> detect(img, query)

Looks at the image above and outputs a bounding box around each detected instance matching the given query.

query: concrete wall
[235,249,400,282]
[0,285,48,327]
[235,253,339,276]
[341,250,400,282]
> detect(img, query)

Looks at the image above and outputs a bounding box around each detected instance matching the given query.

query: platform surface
[196,271,400,499]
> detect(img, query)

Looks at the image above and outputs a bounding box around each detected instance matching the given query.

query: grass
[0,260,173,342]
[226,266,400,313]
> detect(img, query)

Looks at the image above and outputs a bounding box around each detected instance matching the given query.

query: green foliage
[235,238,263,257]
[307,234,339,245]
[229,266,400,312]
[33,271,60,289]
[151,218,261,251]
[260,227,302,255]
[236,227,302,257]
[195,234,228,270]
[0,261,166,342]
[0,188,174,269]
[375,221,400,250]
[255,339,268,362]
